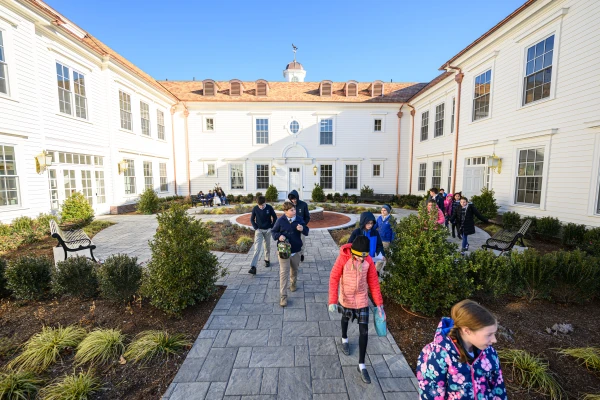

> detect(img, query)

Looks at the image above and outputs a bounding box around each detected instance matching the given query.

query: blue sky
[46,0,526,84]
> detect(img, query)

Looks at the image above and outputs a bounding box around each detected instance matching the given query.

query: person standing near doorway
[287,190,310,262]
[248,196,277,275]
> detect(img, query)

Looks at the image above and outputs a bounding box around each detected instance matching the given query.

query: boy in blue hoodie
[271,201,309,307]
[374,204,395,274]
[348,212,386,274]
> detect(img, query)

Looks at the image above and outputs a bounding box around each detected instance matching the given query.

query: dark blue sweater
[251,204,277,230]
[271,215,309,254]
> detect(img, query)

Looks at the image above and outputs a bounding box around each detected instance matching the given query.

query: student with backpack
[448,192,463,239]
[374,205,395,274]
[348,211,386,270]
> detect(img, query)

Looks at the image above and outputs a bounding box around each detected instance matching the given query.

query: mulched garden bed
[0,286,225,400]
[236,211,351,229]
[385,296,600,399]
[476,221,571,255]
[329,227,355,245]
[206,221,254,253]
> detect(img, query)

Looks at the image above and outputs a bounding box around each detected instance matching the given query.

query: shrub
[511,249,556,301]
[75,329,125,365]
[0,258,7,297]
[61,192,94,227]
[470,187,498,221]
[552,250,600,303]
[536,217,561,239]
[124,330,190,364]
[0,370,43,399]
[360,185,374,197]
[234,195,243,204]
[468,250,515,299]
[137,188,160,214]
[350,194,358,204]
[226,194,235,204]
[395,194,422,209]
[245,193,255,203]
[141,205,225,316]
[5,256,52,300]
[561,223,587,248]
[8,325,87,372]
[326,193,333,201]
[333,192,341,202]
[381,205,475,316]
[501,211,521,231]
[0,222,11,236]
[222,221,236,236]
[557,347,600,372]
[97,254,142,302]
[39,370,100,400]
[584,227,600,257]
[312,184,325,202]
[265,185,278,202]
[236,236,254,252]
[52,257,98,299]
[11,216,34,234]
[338,234,350,245]
[498,349,563,399]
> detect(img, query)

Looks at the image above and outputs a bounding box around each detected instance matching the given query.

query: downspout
[406,104,415,194]
[170,105,178,196]
[445,64,464,194]
[395,106,403,195]
[182,103,191,197]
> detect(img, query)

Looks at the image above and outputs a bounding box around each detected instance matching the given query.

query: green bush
[360,185,374,197]
[245,193,255,203]
[0,222,11,236]
[141,205,226,316]
[333,192,341,202]
[395,195,422,209]
[61,192,94,226]
[350,194,358,204]
[5,256,52,300]
[468,250,515,299]
[312,184,325,202]
[501,211,521,231]
[511,249,556,301]
[0,258,7,297]
[561,223,587,248]
[97,254,142,302]
[53,256,98,298]
[338,234,350,245]
[11,216,34,234]
[235,195,244,204]
[584,227,600,257]
[138,188,160,214]
[326,193,333,201]
[235,236,253,252]
[255,192,263,199]
[265,185,278,202]
[470,187,498,221]
[552,250,600,303]
[381,205,476,316]
[535,217,561,239]
[226,194,235,204]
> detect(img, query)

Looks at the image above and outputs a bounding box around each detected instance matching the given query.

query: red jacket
[328,244,383,309]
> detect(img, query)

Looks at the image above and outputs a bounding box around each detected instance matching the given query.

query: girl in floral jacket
[417,299,507,400]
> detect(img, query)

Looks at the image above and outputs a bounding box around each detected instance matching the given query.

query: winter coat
[271,214,309,254]
[417,318,507,400]
[449,201,462,225]
[348,212,385,257]
[251,204,277,230]
[444,195,454,217]
[432,193,445,214]
[288,190,311,224]
[460,203,488,236]
[375,214,396,243]
[427,204,445,225]
[328,243,383,309]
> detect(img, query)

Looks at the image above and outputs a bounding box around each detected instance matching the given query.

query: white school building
[1,0,599,227]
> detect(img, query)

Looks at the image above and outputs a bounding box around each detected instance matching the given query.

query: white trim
[0,24,18,100]
[0,130,28,139]
[312,111,341,116]
[460,139,498,150]
[340,158,364,161]
[416,152,451,160]
[372,116,385,133]
[369,158,387,161]
[205,162,217,178]
[254,162,271,191]
[342,162,360,192]
[203,115,216,133]
[117,149,169,160]
[507,128,558,142]
[317,162,335,191]
[253,115,270,146]
[465,51,499,72]
[285,117,302,136]
[228,162,246,191]
[513,7,569,43]
[470,66,494,123]
[47,43,94,73]
[317,116,336,147]
[0,9,20,27]
[584,120,600,129]
[510,142,552,211]
[370,112,388,115]
[588,130,600,217]
[371,162,383,178]
[247,112,272,116]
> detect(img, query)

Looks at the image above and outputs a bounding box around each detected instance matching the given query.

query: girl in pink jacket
[427,199,446,225]
[328,236,384,384]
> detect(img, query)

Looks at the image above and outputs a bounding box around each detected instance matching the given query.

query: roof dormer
[256,79,269,97]
[370,80,384,97]
[345,81,358,97]
[202,79,218,96]
[229,79,244,96]
[320,80,333,97]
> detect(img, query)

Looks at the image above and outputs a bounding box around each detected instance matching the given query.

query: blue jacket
[251,204,277,230]
[375,214,395,243]
[288,190,311,224]
[417,318,507,399]
[271,214,309,254]
[348,212,385,257]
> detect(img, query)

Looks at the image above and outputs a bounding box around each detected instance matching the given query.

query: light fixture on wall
[118,160,129,175]
[271,165,276,176]
[35,150,53,174]
[488,153,502,174]
[313,165,318,176]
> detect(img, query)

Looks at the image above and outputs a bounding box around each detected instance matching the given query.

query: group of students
[196,188,228,207]
[428,187,488,252]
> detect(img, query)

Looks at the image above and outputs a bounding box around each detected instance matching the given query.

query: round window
[290,120,300,134]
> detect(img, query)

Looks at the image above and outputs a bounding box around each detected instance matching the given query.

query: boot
[301,255,305,262]
[265,260,270,268]
[248,266,256,275]
[280,296,287,307]
[290,280,297,292]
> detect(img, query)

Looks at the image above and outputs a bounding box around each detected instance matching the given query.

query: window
[373,164,381,177]
[320,81,332,96]
[345,165,358,190]
[0,31,8,95]
[289,120,300,134]
[73,71,87,119]
[320,165,332,189]
[230,164,244,189]
[63,170,76,199]
[256,81,267,96]
[204,81,215,96]
[374,119,382,132]
[124,159,136,195]
[450,98,455,133]
[206,118,214,131]
[256,118,269,144]
[0,145,19,206]
[207,163,215,177]
[523,35,554,105]
[56,63,72,115]
[432,161,442,189]
[48,169,59,210]
[81,170,93,205]
[434,104,444,137]
[320,119,333,145]
[119,91,132,130]
[448,160,452,190]
[346,82,357,97]
[143,161,153,191]
[372,82,383,97]
[159,163,168,192]
[230,81,241,96]
[291,76,299,82]
[515,148,544,205]
[420,111,429,141]
[140,102,151,136]
[418,163,427,191]
[256,164,269,190]
[95,171,106,204]
[157,110,165,140]
[473,70,491,121]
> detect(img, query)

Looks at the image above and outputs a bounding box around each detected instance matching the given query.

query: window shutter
[204,82,215,96]
[321,82,332,96]
[257,83,267,96]
[373,83,383,97]
[231,82,241,96]
[347,83,357,97]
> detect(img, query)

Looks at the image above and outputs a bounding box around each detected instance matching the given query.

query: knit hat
[351,236,370,257]
[382,204,392,214]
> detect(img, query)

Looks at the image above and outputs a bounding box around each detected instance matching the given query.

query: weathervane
[292,43,298,62]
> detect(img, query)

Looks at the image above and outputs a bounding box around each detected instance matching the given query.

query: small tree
[61,192,94,227]
[470,187,498,221]
[360,185,374,198]
[97,254,142,302]
[5,256,52,300]
[52,256,98,298]
[141,205,226,316]
[311,184,325,202]
[265,185,278,202]
[137,188,160,214]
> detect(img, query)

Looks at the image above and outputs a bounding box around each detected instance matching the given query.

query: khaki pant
[279,253,300,299]
[300,234,306,256]
[375,241,391,273]
[250,229,271,267]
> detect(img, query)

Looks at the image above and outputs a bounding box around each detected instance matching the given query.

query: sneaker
[248,266,256,275]
[280,297,287,307]
[341,341,350,356]
[290,281,297,292]
[301,255,305,262]
[358,366,371,384]
[265,260,270,268]
[452,233,456,238]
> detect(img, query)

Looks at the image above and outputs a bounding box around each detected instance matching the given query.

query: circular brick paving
[236,211,350,229]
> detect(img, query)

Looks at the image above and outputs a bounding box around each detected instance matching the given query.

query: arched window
[203,80,216,96]
[256,80,269,96]
[320,80,332,97]
[346,81,358,97]
[230,80,243,96]
[372,81,384,97]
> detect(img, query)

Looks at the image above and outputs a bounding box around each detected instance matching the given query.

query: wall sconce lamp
[271,165,276,176]
[313,165,318,176]
[35,150,53,174]
[118,160,129,175]
[488,153,502,174]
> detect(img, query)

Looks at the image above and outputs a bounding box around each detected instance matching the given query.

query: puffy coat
[444,194,454,217]
[417,318,507,400]
[460,203,488,236]
[288,190,311,224]
[348,212,385,257]
[428,204,445,225]
[328,243,383,309]
[375,214,396,243]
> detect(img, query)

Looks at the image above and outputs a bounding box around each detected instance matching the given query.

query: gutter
[405,104,416,194]
[170,104,178,196]
[395,105,404,195]
[444,65,464,194]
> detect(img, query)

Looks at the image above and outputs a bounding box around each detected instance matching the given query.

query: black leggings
[452,223,461,237]
[341,316,369,364]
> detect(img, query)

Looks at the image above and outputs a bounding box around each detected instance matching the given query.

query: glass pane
[535,41,544,57]
[525,191,534,204]
[545,35,554,52]
[527,46,535,61]
[542,83,551,98]
[525,89,534,104]
[534,56,543,72]
[527,149,536,162]
[533,85,543,101]
[534,162,543,175]
[543,68,552,83]
[526,75,535,90]
[536,148,544,161]
[517,189,525,203]
[543,51,553,68]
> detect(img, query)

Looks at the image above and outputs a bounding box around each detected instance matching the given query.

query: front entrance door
[288,167,301,199]
[463,167,485,198]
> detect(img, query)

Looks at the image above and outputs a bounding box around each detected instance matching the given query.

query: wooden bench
[50,219,97,262]
[481,219,532,254]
